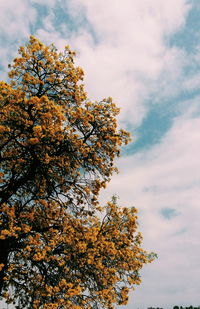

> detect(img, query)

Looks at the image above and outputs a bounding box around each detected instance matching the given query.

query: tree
[0,36,155,309]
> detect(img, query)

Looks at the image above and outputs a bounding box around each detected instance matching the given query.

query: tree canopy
[0,36,155,309]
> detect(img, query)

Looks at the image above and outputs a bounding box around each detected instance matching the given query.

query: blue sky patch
[170,1,200,54]
[33,1,98,44]
[31,3,48,34]
[160,208,179,220]
[123,106,174,155]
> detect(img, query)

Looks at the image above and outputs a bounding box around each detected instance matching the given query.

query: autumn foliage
[0,36,154,309]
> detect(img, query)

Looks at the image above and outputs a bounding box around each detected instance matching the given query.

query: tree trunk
[0,239,9,295]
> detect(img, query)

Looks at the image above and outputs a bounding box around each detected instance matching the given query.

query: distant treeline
[147,307,200,309]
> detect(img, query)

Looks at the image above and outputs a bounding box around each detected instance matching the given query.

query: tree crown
[0,37,155,309]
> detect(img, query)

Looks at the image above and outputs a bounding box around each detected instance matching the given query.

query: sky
[0,0,200,308]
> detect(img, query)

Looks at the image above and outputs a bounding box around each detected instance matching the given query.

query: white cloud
[100,103,200,307]
[0,0,191,125]
[66,0,190,125]
[0,0,37,74]
[0,0,36,38]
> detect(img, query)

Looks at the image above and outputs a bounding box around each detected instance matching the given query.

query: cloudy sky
[1,0,200,308]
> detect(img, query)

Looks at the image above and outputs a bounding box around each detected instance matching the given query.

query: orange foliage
[0,37,155,308]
